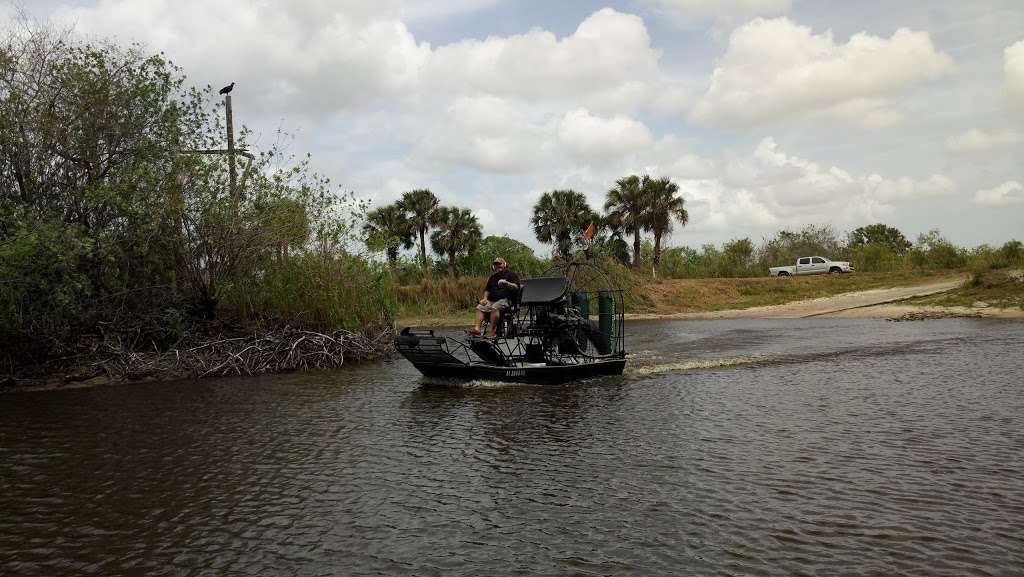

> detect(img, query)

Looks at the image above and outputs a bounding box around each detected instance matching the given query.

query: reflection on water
[2,318,1023,576]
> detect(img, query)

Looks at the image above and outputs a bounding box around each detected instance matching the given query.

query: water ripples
[2,319,1023,575]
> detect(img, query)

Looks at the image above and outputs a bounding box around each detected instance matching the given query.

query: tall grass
[221,252,391,331]
[392,277,483,318]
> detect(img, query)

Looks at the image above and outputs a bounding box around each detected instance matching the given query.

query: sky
[8,0,1024,255]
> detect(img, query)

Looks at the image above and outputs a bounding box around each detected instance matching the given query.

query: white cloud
[49,3,681,121]
[703,138,955,228]
[746,137,861,211]
[535,135,950,234]
[51,0,432,115]
[686,181,779,231]
[807,98,903,130]
[974,181,1024,207]
[414,95,556,173]
[866,174,955,202]
[1006,40,1024,94]
[557,109,652,161]
[693,18,954,128]
[422,8,671,113]
[1006,40,1024,112]
[946,129,1023,152]
[639,0,790,27]
[663,150,718,180]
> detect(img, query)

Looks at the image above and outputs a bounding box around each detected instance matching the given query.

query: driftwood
[94,324,395,380]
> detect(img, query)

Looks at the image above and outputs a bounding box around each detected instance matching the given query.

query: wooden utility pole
[225,94,237,209]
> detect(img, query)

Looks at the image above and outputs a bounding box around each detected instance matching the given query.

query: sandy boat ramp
[628,277,1024,320]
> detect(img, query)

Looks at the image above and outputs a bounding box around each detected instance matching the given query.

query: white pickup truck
[769,256,854,277]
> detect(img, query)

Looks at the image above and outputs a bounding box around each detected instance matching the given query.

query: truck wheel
[829,267,842,274]
[778,271,790,277]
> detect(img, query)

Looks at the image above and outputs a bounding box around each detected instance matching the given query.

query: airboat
[395,261,626,385]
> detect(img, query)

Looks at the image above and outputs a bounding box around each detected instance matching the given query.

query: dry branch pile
[96,324,395,380]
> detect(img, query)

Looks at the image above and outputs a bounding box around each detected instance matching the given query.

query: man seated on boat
[469,257,520,338]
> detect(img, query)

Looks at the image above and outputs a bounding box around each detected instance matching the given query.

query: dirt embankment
[630,272,1024,320]
[628,277,965,319]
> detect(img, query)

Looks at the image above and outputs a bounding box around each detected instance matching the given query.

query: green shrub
[849,244,903,272]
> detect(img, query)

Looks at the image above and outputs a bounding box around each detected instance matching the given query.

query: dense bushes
[0,27,388,374]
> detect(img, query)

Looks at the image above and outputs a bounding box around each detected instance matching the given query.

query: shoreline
[623,276,1023,320]
[625,303,1024,321]
[397,276,1024,325]
[7,277,1021,393]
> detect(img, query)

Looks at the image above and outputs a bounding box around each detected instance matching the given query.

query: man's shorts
[476,299,511,313]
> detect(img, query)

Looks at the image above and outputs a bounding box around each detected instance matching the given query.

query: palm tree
[362,203,413,271]
[530,190,597,260]
[604,174,649,269]
[644,176,688,277]
[398,189,440,276]
[430,207,482,279]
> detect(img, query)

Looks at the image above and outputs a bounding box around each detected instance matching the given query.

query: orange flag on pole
[582,222,595,242]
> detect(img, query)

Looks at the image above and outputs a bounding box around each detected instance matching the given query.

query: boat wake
[419,376,530,388]
[627,357,756,376]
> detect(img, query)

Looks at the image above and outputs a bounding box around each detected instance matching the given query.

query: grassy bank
[905,268,1024,310]
[394,269,962,326]
[635,270,958,315]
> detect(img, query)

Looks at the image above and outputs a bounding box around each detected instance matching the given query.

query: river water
[2,318,1023,576]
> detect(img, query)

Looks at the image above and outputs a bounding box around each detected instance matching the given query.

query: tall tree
[362,203,413,271]
[604,175,649,269]
[398,189,439,275]
[430,207,482,279]
[644,176,688,276]
[530,189,597,260]
[847,223,911,254]
[460,235,542,277]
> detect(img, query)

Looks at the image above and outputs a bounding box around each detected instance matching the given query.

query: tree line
[656,224,1023,279]
[366,187,1022,283]
[532,175,688,275]
[365,174,690,280]
[363,189,482,279]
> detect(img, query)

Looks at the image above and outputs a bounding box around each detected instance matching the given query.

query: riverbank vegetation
[0,26,392,382]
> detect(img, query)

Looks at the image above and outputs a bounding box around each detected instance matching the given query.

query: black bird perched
[219,82,235,95]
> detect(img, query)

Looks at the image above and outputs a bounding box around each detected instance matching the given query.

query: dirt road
[628,277,971,320]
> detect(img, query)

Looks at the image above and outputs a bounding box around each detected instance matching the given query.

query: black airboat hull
[413,358,626,385]
[396,269,627,385]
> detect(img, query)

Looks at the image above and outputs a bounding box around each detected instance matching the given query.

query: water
[2,318,1023,576]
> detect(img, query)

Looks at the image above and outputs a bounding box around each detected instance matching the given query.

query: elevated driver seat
[481,286,521,338]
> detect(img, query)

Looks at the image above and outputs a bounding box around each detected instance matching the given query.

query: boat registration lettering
[506,369,526,377]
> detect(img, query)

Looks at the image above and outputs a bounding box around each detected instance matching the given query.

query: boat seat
[482,287,521,338]
[519,276,568,305]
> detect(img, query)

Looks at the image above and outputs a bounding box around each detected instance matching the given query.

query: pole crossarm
[179,148,255,160]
